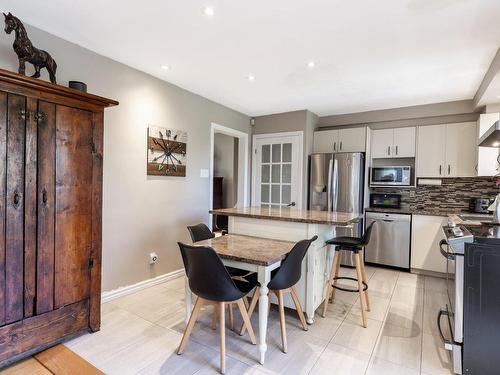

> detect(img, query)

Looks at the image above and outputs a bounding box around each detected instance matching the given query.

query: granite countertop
[194,234,295,266]
[210,207,361,225]
[365,206,468,217]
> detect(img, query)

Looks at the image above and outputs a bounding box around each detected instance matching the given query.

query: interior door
[253,133,302,208]
[54,105,93,308]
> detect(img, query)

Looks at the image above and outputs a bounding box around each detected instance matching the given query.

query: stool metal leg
[322,250,340,318]
[359,253,370,312]
[354,253,368,328]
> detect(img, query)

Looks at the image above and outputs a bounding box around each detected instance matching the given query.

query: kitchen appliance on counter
[468,197,493,214]
[309,152,364,266]
[438,225,500,374]
[369,193,401,209]
[364,212,411,269]
[370,165,411,186]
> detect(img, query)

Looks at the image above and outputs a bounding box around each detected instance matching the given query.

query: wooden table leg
[257,266,271,365]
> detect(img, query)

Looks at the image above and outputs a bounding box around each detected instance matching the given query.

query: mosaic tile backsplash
[371,177,499,213]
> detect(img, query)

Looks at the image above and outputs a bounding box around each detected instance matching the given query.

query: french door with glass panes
[252,132,302,208]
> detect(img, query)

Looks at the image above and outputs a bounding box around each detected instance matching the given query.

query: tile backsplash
[371,177,499,213]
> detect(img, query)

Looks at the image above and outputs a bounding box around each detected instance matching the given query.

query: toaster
[469,198,493,214]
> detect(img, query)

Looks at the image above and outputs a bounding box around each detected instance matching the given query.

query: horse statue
[3,12,57,83]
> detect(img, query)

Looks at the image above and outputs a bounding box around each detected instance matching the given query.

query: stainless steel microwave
[370,166,411,186]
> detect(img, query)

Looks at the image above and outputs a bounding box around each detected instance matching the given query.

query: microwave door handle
[327,158,333,211]
[439,239,455,260]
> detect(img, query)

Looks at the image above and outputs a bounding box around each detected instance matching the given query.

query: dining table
[184,233,295,365]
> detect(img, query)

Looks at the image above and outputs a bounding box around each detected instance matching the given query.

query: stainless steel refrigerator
[309,152,365,266]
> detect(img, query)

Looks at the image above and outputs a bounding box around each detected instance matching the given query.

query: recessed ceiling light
[161,65,170,71]
[247,75,255,82]
[203,6,214,16]
[307,61,316,68]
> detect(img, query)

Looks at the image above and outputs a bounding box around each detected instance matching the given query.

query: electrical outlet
[149,252,159,265]
[409,190,415,198]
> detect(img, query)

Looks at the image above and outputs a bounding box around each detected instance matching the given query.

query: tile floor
[65,267,454,374]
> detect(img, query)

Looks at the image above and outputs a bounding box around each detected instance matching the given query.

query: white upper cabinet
[313,127,365,153]
[416,122,476,178]
[417,125,446,177]
[338,127,366,152]
[477,113,500,176]
[371,127,416,158]
[393,127,416,157]
[313,129,338,153]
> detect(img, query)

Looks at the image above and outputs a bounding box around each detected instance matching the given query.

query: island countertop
[210,207,361,225]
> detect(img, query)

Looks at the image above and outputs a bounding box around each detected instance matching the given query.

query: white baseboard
[101,268,185,304]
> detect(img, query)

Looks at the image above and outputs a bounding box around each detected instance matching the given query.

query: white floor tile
[331,313,383,354]
[309,343,370,375]
[385,299,423,330]
[350,294,390,322]
[397,272,425,289]
[424,276,447,292]
[366,357,420,375]
[421,333,454,375]
[391,284,424,306]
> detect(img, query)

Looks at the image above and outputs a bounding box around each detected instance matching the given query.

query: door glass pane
[261,165,270,183]
[261,204,270,208]
[282,143,292,162]
[282,164,291,183]
[271,185,280,204]
[271,164,281,183]
[272,144,281,163]
[262,145,270,163]
[282,185,291,204]
[261,184,269,203]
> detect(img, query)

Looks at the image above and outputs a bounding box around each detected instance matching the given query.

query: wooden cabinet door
[371,129,393,158]
[417,125,446,177]
[445,122,476,177]
[338,127,366,152]
[313,129,338,153]
[54,105,93,308]
[393,127,416,157]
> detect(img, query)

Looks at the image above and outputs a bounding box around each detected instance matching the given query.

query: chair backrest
[359,221,376,247]
[267,235,318,291]
[187,223,215,242]
[178,242,243,302]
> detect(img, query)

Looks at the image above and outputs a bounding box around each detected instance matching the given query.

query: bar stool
[321,222,375,328]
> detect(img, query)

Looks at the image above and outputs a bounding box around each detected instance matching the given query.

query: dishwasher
[364,212,411,270]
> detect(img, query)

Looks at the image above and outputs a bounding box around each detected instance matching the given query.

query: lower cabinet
[411,215,447,274]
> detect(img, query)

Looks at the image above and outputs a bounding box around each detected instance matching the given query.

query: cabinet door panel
[36,101,56,314]
[339,127,366,152]
[313,130,338,153]
[417,125,446,177]
[411,215,447,273]
[445,122,476,177]
[371,129,393,158]
[0,91,6,326]
[393,127,416,157]
[5,93,26,324]
[55,106,93,308]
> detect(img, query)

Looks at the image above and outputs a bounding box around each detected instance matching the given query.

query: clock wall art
[147,126,187,177]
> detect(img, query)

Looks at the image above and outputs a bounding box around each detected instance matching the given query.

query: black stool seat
[325,236,363,250]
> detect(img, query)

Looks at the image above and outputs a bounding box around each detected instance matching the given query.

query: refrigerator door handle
[327,158,333,212]
[331,158,339,212]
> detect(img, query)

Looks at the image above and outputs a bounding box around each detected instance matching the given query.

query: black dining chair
[177,242,257,374]
[322,221,376,327]
[187,223,255,330]
[240,235,318,353]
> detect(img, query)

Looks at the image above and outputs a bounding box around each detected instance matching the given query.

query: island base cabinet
[411,215,447,274]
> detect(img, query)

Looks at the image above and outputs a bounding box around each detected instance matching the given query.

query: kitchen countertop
[210,207,361,225]
[365,206,464,216]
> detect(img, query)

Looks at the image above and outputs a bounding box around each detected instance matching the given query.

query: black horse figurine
[3,12,57,83]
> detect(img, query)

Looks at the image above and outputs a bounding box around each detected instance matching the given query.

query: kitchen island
[210,207,361,323]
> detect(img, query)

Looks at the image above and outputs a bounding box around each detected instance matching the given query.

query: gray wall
[214,133,238,207]
[0,24,250,291]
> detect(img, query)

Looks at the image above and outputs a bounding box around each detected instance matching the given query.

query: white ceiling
[2,0,500,116]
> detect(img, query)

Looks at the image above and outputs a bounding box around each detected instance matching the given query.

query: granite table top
[194,234,295,266]
[210,207,361,225]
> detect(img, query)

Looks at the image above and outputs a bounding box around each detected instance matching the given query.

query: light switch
[200,169,209,178]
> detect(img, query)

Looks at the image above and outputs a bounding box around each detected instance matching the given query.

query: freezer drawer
[365,212,411,269]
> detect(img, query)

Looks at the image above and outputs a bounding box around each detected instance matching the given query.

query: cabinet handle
[395,146,398,155]
[42,188,48,205]
[475,164,478,172]
[448,165,451,175]
[387,146,390,155]
[340,141,342,151]
[13,190,20,209]
[333,142,336,152]
[439,165,442,175]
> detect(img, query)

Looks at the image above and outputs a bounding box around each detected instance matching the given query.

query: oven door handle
[439,239,455,260]
[437,308,454,351]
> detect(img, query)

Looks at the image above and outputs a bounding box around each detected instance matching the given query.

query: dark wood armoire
[0,68,117,367]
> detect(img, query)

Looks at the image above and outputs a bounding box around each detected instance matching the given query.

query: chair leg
[240,288,259,336]
[228,303,234,331]
[211,304,218,330]
[235,299,256,344]
[277,290,288,353]
[219,302,226,374]
[354,254,368,328]
[322,250,340,318]
[330,252,341,302]
[360,253,370,312]
[290,287,308,331]
[178,297,204,354]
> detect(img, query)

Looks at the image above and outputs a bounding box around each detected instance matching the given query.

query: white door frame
[251,131,304,208]
[209,123,249,220]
